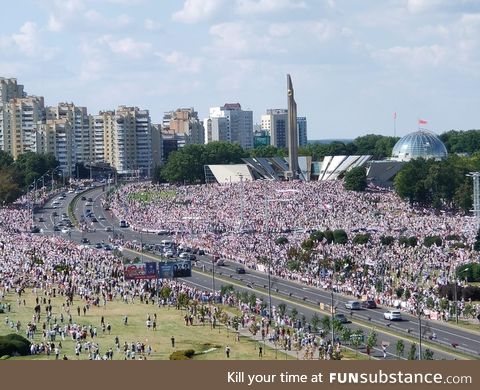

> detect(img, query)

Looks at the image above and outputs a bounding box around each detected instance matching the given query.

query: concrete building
[204,116,229,144]
[206,103,253,150]
[151,123,163,168]
[0,77,25,104]
[91,111,115,165]
[297,117,308,147]
[36,119,74,174]
[262,109,288,148]
[47,103,92,164]
[112,106,152,176]
[0,96,45,158]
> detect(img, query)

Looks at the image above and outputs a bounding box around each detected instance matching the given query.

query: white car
[61,228,70,234]
[85,202,93,207]
[179,252,190,259]
[384,310,402,321]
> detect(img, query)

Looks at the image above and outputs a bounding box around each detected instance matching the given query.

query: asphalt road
[33,184,480,360]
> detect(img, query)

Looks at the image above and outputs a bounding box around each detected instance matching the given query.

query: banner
[157,260,192,278]
[123,262,157,280]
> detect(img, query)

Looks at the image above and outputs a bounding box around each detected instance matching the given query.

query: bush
[353,233,371,245]
[169,349,195,360]
[399,236,409,247]
[0,334,31,356]
[333,229,348,245]
[344,166,367,191]
[310,230,324,242]
[0,355,10,360]
[323,229,334,244]
[380,235,395,246]
[275,236,288,246]
[438,284,480,301]
[456,263,480,283]
[446,234,461,241]
[423,235,442,247]
[408,236,418,247]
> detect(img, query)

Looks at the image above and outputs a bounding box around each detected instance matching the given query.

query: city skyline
[1,1,480,139]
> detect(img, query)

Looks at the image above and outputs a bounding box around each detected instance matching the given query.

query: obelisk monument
[287,74,299,180]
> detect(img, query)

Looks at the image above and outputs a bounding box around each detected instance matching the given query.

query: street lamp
[454,268,469,324]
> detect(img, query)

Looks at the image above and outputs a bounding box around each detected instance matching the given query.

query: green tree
[344,166,367,191]
[0,150,14,169]
[277,303,287,318]
[310,313,320,333]
[396,339,405,358]
[0,168,21,205]
[423,348,434,360]
[366,330,377,350]
[407,343,417,360]
[333,229,348,245]
[250,145,286,158]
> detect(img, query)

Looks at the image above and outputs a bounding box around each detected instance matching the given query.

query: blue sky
[1,0,480,139]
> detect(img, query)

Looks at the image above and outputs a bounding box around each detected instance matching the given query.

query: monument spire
[287,74,299,180]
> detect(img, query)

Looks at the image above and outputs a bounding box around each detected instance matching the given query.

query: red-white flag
[418,119,428,125]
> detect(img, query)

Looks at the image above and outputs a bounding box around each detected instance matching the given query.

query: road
[34,184,480,360]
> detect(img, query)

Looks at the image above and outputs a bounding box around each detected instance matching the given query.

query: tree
[250,145,286,158]
[344,166,367,191]
[277,303,287,318]
[423,348,434,360]
[474,228,480,252]
[0,168,21,205]
[290,308,298,323]
[333,229,348,245]
[396,339,405,358]
[366,330,377,351]
[310,313,320,333]
[407,343,417,360]
[0,150,14,169]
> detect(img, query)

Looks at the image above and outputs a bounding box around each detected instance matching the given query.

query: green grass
[0,291,292,360]
[127,190,177,204]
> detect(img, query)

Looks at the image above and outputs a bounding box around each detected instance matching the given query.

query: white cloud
[144,18,162,31]
[84,9,132,28]
[236,0,306,14]
[11,22,57,59]
[156,51,203,73]
[172,0,225,23]
[406,0,445,13]
[98,35,152,59]
[372,44,448,70]
[46,0,86,32]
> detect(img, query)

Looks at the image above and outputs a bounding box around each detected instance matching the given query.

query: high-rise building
[47,103,92,164]
[262,109,288,149]
[91,111,115,165]
[206,103,253,150]
[204,117,229,144]
[111,106,152,176]
[0,96,45,158]
[0,77,25,105]
[151,123,163,168]
[297,117,308,147]
[36,119,74,174]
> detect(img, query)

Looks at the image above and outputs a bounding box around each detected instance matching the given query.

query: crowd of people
[110,181,480,321]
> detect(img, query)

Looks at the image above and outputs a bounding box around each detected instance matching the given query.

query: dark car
[87,197,93,202]
[95,243,103,249]
[81,238,90,244]
[81,196,86,201]
[334,313,349,324]
[52,211,58,217]
[30,226,40,233]
[91,217,98,223]
[198,249,205,256]
[236,267,246,274]
[37,217,45,223]
[361,299,377,309]
[53,225,60,231]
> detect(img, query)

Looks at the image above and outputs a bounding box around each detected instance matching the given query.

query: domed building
[391,130,448,162]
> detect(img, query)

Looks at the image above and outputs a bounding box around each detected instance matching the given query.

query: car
[98,216,106,221]
[85,202,93,207]
[52,211,58,217]
[384,310,402,321]
[53,225,60,232]
[57,221,65,227]
[104,206,110,211]
[236,267,246,274]
[198,249,205,256]
[95,243,103,249]
[87,197,93,202]
[67,189,74,193]
[361,299,377,309]
[179,252,190,259]
[81,237,90,244]
[119,220,128,228]
[105,226,113,232]
[165,250,175,258]
[30,226,40,233]
[157,229,170,235]
[51,201,61,208]
[188,254,196,261]
[37,217,45,223]
[216,259,225,266]
[65,222,74,228]
[90,217,98,223]
[103,244,113,251]
[345,300,362,310]
[80,196,86,201]
[334,313,349,324]
[61,228,70,234]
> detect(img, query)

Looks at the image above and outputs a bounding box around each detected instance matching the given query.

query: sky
[1,0,480,140]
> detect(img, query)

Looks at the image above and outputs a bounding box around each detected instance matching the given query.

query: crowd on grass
[110,181,480,322]
[0,192,332,359]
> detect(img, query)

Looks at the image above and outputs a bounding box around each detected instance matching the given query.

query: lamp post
[331,258,337,345]
[454,268,469,324]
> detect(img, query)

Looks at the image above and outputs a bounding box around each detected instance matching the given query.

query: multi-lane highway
[34,184,480,360]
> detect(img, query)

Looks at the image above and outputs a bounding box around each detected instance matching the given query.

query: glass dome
[391,130,448,161]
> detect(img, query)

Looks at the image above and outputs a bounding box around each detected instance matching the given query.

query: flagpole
[394,113,397,137]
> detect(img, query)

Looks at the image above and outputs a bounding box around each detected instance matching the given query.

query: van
[161,239,173,247]
[119,220,129,228]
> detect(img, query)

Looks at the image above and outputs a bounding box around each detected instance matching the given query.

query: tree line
[0,150,59,205]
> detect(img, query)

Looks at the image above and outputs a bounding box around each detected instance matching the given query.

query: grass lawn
[127,190,176,204]
[0,290,292,360]
[446,319,480,333]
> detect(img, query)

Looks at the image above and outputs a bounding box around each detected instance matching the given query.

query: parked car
[216,259,225,266]
[30,226,40,233]
[334,313,349,324]
[85,202,93,207]
[119,220,128,228]
[361,299,377,309]
[61,228,70,234]
[81,237,90,244]
[53,225,60,231]
[95,243,103,249]
[345,300,362,310]
[236,267,246,274]
[179,252,190,259]
[105,226,113,232]
[80,196,86,201]
[384,310,402,321]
